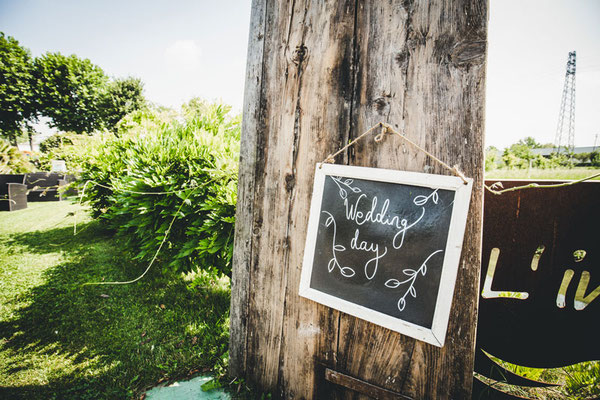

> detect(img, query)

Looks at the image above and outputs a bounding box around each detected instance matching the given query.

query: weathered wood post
[230,1,487,398]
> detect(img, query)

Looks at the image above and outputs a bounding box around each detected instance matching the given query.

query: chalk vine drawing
[331,176,362,199]
[322,210,356,277]
[385,250,444,311]
[322,175,444,312]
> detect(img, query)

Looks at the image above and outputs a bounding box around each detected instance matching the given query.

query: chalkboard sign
[299,164,473,346]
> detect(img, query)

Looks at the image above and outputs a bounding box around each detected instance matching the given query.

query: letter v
[574,271,600,311]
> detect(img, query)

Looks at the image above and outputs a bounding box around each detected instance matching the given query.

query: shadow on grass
[0,220,231,400]
[5,220,113,254]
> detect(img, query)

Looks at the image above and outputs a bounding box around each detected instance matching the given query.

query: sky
[487,0,600,148]
[1,0,599,149]
[0,0,251,110]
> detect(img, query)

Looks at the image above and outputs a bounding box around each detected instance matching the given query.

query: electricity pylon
[554,51,576,154]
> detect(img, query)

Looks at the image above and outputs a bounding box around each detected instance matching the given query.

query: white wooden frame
[299,163,473,347]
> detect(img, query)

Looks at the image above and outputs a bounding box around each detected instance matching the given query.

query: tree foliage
[592,152,600,167]
[572,151,600,167]
[34,52,108,134]
[2,33,149,139]
[505,142,534,162]
[0,33,36,144]
[101,77,146,133]
[518,136,542,149]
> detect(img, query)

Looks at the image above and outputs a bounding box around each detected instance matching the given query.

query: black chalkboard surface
[299,164,473,347]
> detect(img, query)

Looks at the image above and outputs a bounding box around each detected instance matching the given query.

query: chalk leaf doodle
[413,188,439,206]
[385,250,444,311]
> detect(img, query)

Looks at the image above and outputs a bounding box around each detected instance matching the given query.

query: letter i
[556,269,574,308]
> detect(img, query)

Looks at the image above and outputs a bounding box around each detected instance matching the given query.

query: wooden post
[230,1,487,398]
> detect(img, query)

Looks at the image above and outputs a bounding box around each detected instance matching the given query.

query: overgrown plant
[79,103,240,277]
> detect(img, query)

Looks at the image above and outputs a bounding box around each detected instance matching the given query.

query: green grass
[482,357,600,399]
[486,167,600,180]
[0,201,231,399]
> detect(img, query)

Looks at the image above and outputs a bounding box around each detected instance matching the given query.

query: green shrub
[39,131,75,153]
[80,103,240,277]
[114,104,177,138]
[0,139,35,173]
[501,150,526,169]
[485,146,499,172]
[181,98,241,138]
[591,151,600,167]
[36,132,98,172]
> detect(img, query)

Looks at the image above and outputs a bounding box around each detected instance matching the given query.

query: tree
[34,52,108,134]
[0,33,36,145]
[518,136,542,149]
[100,77,146,133]
[505,142,533,163]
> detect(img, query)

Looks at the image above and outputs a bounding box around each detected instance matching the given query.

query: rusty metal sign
[474,180,600,397]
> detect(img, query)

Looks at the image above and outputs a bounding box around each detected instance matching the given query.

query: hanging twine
[484,172,600,195]
[320,122,600,192]
[321,124,382,165]
[321,122,470,184]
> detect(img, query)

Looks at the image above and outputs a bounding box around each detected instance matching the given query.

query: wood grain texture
[230,0,487,398]
[229,0,267,377]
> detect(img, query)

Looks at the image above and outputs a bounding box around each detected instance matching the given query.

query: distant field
[486,167,600,181]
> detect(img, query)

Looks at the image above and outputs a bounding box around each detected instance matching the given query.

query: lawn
[0,201,231,399]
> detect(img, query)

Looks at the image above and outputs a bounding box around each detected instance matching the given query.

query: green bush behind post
[79,101,240,277]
